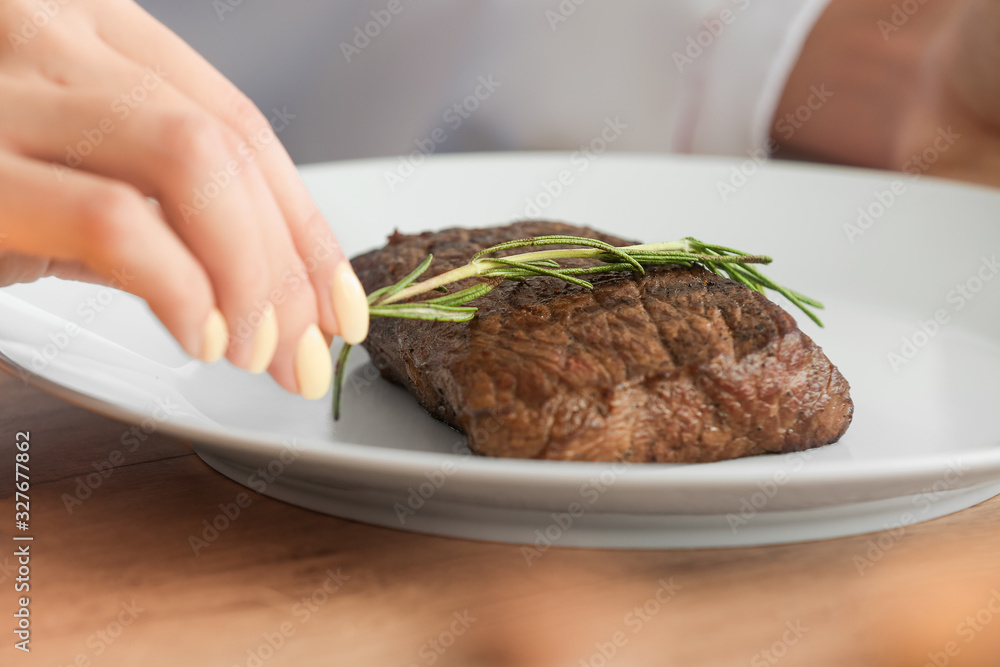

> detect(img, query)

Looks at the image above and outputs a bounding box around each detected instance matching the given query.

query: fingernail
[295,324,332,400]
[247,303,278,374]
[200,308,228,364]
[330,262,369,344]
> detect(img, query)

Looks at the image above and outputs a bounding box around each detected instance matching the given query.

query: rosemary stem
[379,262,491,305]
[333,233,823,421]
[498,241,690,265]
[380,241,691,305]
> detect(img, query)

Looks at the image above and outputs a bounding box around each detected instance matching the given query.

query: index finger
[93,2,369,343]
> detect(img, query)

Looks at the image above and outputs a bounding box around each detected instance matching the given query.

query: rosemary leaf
[425,283,496,306]
[333,232,824,420]
[368,304,479,322]
[368,254,435,304]
[485,257,594,289]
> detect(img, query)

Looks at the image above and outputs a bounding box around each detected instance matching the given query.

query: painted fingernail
[294,324,332,400]
[330,262,369,344]
[200,308,228,364]
[247,303,278,374]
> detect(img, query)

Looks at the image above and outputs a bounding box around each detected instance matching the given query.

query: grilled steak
[350,221,853,463]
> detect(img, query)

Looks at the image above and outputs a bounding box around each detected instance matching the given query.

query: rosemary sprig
[333,235,821,418]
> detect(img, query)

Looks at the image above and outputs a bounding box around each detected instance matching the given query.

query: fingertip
[294,324,333,400]
[330,261,369,345]
[246,303,278,374]
[199,307,228,364]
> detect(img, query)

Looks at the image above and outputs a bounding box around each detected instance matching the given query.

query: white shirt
[138,0,831,164]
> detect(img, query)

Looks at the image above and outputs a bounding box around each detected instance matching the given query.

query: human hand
[0,0,369,399]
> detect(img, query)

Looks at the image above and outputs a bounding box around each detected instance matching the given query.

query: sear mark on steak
[350,221,853,463]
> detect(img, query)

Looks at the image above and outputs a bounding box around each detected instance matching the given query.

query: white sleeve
[137,0,833,162]
[679,0,833,157]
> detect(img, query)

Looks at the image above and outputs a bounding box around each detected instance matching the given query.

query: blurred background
[134,0,756,164]
[36,3,989,665]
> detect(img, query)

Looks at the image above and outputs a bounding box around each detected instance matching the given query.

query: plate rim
[3,152,1000,494]
[3,345,998,492]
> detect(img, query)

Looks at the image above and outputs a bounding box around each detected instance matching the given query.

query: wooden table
[3,369,1000,667]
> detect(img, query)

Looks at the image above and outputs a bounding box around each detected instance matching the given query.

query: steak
[350,221,853,463]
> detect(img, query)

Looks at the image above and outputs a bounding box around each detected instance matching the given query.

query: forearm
[932,0,1000,185]
[772,0,964,169]
[947,0,1000,126]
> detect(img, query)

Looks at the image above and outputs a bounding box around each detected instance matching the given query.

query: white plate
[3,153,1000,549]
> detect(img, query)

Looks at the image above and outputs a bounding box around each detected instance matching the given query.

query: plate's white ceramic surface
[3,153,1000,548]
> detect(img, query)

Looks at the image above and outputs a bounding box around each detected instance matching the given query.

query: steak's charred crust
[351,221,853,463]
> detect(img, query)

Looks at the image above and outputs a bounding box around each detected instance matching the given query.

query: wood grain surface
[2,369,1000,667]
